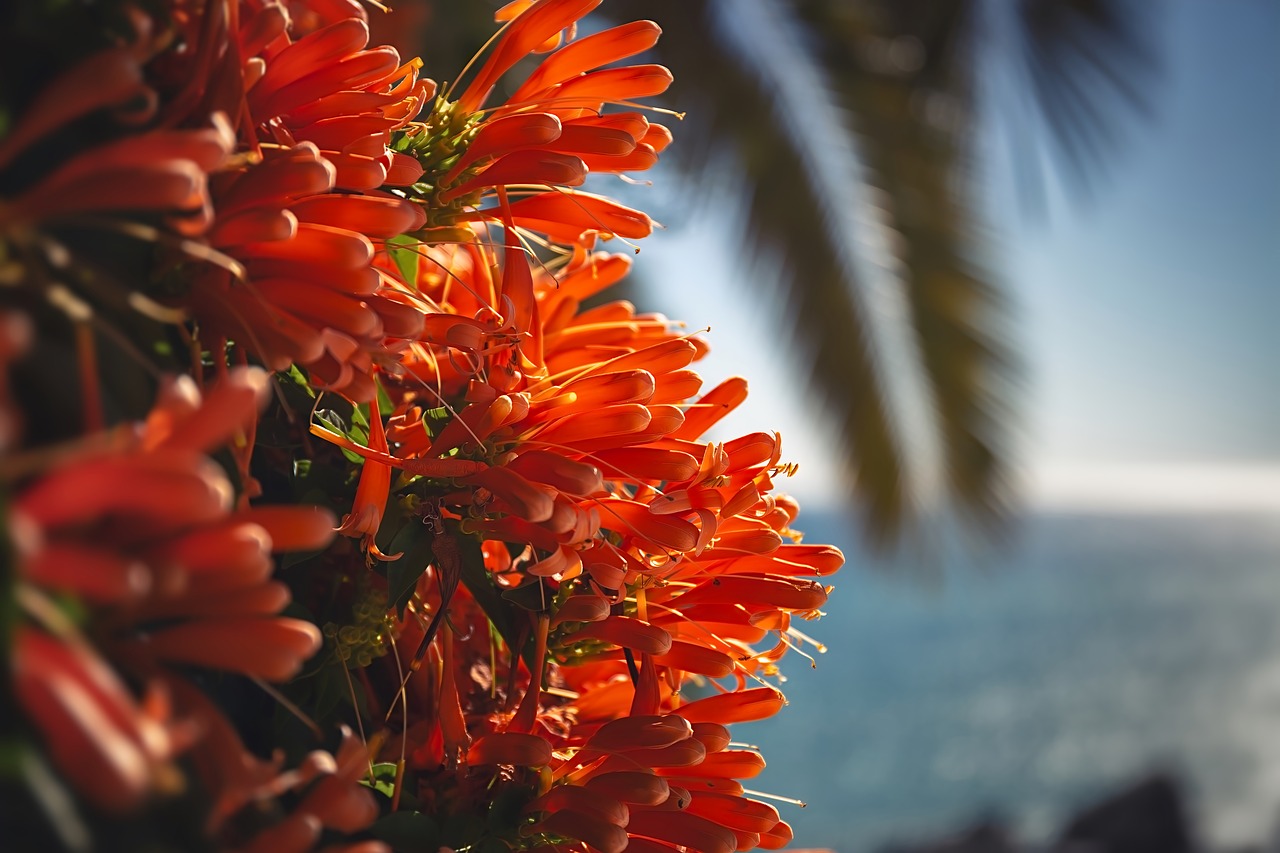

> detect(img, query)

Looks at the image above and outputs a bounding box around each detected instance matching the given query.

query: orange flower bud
[550,592,611,627]
[508,450,605,497]
[146,617,321,681]
[527,784,629,827]
[663,750,766,781]
[570,615,672,656]
[511,21,662,102]
[587,715,692,752]
[678,688,786,726]
[684,792,780,834]
[671,377,749,440]
[584,770,671,806]
[625,810,736,853]
[596,498,698,554]
[591,447,700,483]
[625,737,705,770]
[652,641,735,679]
[532,808,627,853]
[677,575,829,612]
[467,732,553,767]
[757,819,795,850]
[689,722,732,754]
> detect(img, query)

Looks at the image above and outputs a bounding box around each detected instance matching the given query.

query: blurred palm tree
[408,0,1154,544]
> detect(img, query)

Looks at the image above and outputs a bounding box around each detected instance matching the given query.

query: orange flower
[335,394,401,560]
[12,368,333,817]
[0,34,232,249]
[12,627,192,814]
[394,0,669,245]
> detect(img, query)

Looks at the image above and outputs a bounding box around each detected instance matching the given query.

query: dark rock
[1054,773,1195,853]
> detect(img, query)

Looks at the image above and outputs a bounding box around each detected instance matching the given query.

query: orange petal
[488,190,651,242]
[235,505,338,552]
[690,722,732,754]
[757,819,794,850]
[0,48,144,170]
[510,20,662,102]
[590,447,700,483]
[508,450,604,496]
[587,714,692,751]
[527,785,629,826]
[677,688,786,726]
[584,770,670,806]
[671,377,749,440]
[14,631,152,813]
[652,641,735,679]
[290,193,422,238]
[240,222,373,270]
[676,575,829,612]
[685,792,780,834]
[466,732,552,767]
[531,403,652,447]
[527,544,582,578]
[443,112,562,181]
[659,775,744,797]
[458,0,603,112]
[545,64,673,109]
[532,808,627,853]
[25,544,150,604]
[570,615,671,655]
[464,466,555,523]
[624,810,735,853]
[253,18,370,104]
[624,738,706,769]
[661,749,766,780]
[549,593,611,627]
[146,617,321,680]
[439,150,586,203]
[596,498,698,553]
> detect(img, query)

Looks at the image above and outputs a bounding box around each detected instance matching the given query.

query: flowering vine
[0,1,842,851]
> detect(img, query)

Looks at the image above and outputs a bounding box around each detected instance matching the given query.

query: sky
[638,0,1280,514]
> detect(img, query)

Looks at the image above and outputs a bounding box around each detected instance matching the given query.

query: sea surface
[737,510,1280,852]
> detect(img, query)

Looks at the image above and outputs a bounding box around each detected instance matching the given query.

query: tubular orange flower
[12,628,189,814]
[11,368,335,822]
[335,395,401,560]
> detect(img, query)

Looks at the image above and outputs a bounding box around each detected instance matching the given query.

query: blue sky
[640,0,1279,513]
[1006,0,1280,509]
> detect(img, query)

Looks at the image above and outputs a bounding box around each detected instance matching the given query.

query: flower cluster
[0,1,842,851]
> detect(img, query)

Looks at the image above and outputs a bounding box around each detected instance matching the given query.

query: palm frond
[616,0,911,543]
[1010,0,1155,195]
[790,0,1016,528]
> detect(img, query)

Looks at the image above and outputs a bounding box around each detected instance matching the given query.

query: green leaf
[350,402,370,430]
[371,811,441,853]
[459,536,536,673]
[383,523,436,617]
[487,785,536,834]
[387,234,420,289]
[440,811,485,849]
[283,364,316,397]
[360,762,400,799]
[501,579,550,613]
[315,408,368,465]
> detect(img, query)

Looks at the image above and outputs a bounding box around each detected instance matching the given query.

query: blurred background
[404,1,1279,849]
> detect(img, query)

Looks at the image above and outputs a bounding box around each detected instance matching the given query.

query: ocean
[738,510,1280,852]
